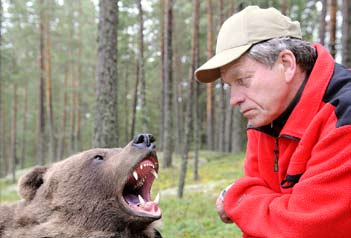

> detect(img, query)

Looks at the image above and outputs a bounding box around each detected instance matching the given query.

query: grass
[152,151,244,237]
[0,151,245,237]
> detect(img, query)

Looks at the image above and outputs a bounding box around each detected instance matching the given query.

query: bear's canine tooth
[138,195,145,205]
[154,192,160,204]
[151,169,158,179]
[133,171,138,181]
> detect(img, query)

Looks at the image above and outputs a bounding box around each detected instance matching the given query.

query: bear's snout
[132,134,156,150]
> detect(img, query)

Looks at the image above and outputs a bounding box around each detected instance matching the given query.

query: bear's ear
[18,166,47,201]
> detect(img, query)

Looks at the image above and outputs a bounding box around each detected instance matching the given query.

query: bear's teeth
[151,169,158,179]
[138,195,146,205]
[133,171,138,181]
[154,192,160,204]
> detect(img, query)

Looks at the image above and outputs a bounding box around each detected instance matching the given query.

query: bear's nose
[132,134,156,150]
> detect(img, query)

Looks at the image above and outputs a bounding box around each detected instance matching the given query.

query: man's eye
[233,78,243,86]
[235,77,250,87]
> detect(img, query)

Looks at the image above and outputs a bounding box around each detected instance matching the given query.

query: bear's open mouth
[122,155,161,219]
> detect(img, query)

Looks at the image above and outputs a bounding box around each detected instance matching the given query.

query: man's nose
[229,88,245,106]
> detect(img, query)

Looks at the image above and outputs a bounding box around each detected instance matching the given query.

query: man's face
[220,55,291,127]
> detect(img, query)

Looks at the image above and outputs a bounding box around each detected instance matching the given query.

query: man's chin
[247,118,272,128]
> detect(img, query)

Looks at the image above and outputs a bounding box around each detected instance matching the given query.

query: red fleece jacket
[223,44,351,238]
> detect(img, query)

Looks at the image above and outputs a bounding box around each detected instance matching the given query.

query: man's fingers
[216,192,233,224]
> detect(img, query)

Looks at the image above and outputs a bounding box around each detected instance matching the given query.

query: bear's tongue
[124,194,161,216]
[137,201,160,214]
[132,200,160,214]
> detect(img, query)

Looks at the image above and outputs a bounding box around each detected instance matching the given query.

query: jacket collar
[280,44,335,139]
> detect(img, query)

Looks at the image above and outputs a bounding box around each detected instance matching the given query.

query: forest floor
[0,150,245,238]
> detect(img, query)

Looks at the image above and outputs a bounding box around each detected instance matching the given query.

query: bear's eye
[93,155,104,161]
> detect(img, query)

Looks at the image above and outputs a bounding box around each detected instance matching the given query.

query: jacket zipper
[248,127,301,173]
[274,137,279,172]
[273,135,300,172]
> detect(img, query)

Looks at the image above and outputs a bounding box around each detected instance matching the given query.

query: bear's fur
[0,134,162,238]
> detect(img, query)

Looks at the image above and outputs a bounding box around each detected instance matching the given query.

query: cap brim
[195,44,253,83]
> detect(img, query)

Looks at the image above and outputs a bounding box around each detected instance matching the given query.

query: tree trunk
[217,0,226,152]
[37,0,46,165]
[192,0,200,181]
[137,0,148,132]
[44,4,56,162]
[0,0,3,177]
[123,69,130,143]
[130,62,139,139]
[173,41,184,154]
[342,0,351,67]
[193,83,200,181]
[75,0,83,152]
[93,0,119,148]
[162,0,173,168]
[320,0,327,46]
[224,2,235,153]
[10,85,17,182]
[224,98,233,152]
[58,69,68,160]
[329,0,337,57]
[178,0,199,197]
[159,0,165,151]
[20,84,28,169]
[172,46,180,153]
[206,0,215,150]
[2,111,8,176]
[70,65,76,153]
[68,1,77,154]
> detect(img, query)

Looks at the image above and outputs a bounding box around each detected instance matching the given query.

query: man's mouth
[240,108,255,117]
[122,155,161,219]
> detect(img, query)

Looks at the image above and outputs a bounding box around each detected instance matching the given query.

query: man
[195,6,351,238]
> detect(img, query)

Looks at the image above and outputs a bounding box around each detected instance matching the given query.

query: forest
[0,0,351,224]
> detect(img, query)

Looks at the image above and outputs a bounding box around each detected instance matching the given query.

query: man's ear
[18,166,47,201]
[279,50,296,83]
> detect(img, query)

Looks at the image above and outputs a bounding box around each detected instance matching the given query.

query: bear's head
[18,134,161,234]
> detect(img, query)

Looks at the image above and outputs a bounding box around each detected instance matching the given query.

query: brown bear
[0,134,162,238]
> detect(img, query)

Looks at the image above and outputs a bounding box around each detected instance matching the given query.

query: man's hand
[216,190,233,224]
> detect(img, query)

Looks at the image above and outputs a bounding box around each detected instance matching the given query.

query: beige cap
[195,6,302,83]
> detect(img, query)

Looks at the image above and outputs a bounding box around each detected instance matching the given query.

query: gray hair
[246,37,317,73]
